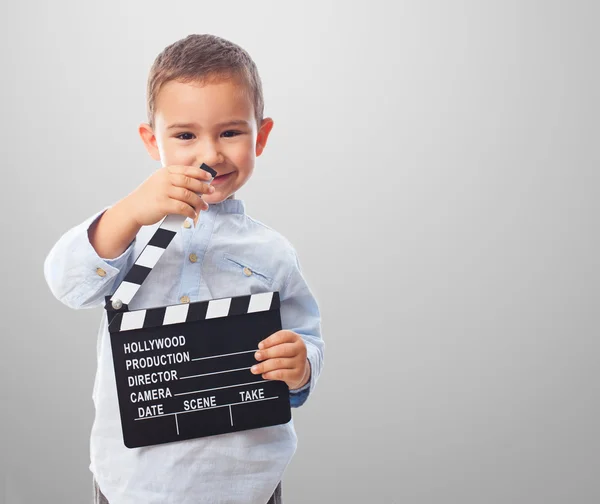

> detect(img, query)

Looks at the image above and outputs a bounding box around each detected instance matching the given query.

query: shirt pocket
[220,253,275,291]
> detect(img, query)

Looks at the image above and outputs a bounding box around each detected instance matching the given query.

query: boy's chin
[203,192,234,205]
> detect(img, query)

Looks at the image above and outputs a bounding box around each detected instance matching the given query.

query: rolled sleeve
[280,250,324,408]
[43,207,136,310]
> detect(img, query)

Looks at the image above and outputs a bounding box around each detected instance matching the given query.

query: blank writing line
[180,366,252,380]
[192,349,257,361]
[134,396,279,421]
[174,380,265,396]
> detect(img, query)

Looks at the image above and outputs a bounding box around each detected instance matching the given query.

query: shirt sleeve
[280,249,324,408]
[43,206,137,310]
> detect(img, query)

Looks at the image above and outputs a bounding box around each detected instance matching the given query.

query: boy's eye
[175,131,242,140]
[175,132,195,140]
[221,130,242,138]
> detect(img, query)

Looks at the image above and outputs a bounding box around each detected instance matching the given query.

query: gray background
[1,1,598,503]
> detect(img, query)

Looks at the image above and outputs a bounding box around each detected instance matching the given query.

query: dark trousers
[93,478,283,504]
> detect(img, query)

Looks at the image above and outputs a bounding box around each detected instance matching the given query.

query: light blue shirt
[43,198,324,504]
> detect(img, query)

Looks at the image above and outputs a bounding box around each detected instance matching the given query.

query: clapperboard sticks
[108,163,217,313]
[104,164,291,449]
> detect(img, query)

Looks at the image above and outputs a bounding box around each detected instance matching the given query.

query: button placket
[178,207,215,304]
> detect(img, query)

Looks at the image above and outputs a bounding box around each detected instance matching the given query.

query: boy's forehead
[154,79,255,128]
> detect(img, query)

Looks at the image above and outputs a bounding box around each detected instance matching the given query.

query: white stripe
[163,303,190,325]
[248,292,273,313]
[161,214,186,233]
[136,245,166,268]
[134,396,279,420]
[120,310,147,331]
[206,298,231,319]
[111,281,141,306]
[180,366,252,379]
[191,349,256,361]
[174,380,266,396]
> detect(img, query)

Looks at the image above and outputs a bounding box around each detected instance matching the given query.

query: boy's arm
[280,250,324,408]
[43,205,137,310]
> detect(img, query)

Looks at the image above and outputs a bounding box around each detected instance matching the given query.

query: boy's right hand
[124,165,215,227]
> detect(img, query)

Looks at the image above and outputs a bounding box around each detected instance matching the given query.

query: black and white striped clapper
[104,166,290,449]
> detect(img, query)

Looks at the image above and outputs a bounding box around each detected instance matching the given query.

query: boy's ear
[139,123,161,161]
[256,118,274,157]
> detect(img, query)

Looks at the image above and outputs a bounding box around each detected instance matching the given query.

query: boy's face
[139,78,273,204]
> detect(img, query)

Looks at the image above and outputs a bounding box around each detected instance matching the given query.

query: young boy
[43,34,324,504]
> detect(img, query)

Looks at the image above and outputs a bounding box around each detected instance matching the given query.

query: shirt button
[183,220,191,229]
[189,253,198,263]
[180,295,190,303]
[96,268,107,277]
[243,267,252,277]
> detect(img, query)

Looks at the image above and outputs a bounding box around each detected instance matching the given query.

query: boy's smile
[139,78,273,203]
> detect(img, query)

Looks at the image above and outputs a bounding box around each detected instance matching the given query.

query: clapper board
[104,164,291,449]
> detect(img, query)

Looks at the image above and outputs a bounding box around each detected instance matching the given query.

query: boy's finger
[260,369,291,382]
[167,187,205,210]
[170,165,215,181]
[250,357,295,375]
[190,165,215,180]
[258,330,296,350]
[254,342,297,361]
[171,174,215,195]
[165,198,199,219]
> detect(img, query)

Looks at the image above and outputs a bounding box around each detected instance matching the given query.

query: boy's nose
[198,143,224,167]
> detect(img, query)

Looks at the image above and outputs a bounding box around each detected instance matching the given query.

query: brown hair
[146,34,264,128]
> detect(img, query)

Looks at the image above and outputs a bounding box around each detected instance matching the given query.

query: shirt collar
[209,198,246,215]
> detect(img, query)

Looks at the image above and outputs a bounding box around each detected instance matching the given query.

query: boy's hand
[251,330,311,390]
[124,165,215,227]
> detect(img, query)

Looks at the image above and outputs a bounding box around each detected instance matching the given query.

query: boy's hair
[146,34,264,128]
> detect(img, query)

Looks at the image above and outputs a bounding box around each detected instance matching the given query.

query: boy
[43,34,324,504]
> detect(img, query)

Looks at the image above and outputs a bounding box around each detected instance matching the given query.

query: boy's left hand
[251,330,310,390]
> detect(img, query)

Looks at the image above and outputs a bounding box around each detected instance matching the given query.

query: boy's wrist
[292,359,311,390]
[116,195,143,229]
[89,198,141,259]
